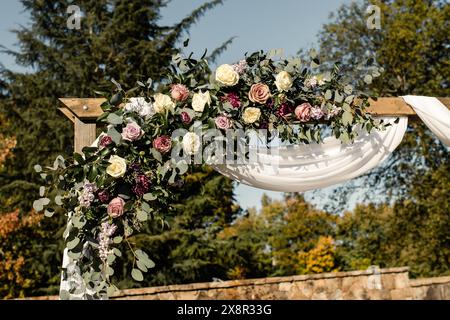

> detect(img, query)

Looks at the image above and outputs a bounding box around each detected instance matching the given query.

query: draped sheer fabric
[402,96,450,147]
[213,117,408,192]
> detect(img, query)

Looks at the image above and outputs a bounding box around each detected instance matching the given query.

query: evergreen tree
[0,0,237,297]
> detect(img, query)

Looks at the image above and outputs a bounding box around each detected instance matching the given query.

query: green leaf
[325,90,332,101]
[40,197,50,206]
[55,195,63,206]
[106,266,114,276]
[364,75,373,84]
[113,236,123,244]
[113,248,122,257]
[33,199,44,212]
[151,148,162,163]
[107,113,123,125]
[143,193,157,201]
[131,268,144,282]
[342,111,353,126]
[136,260,148,272]
[107,127,122,145]
[39,186,45,197]
[141,202,151,213]
[44,209,54,217]
[136,209,148,222]
[34,164,42,173]
[67,237,80,250]
[107,254,116,264]
[107,285,118,297]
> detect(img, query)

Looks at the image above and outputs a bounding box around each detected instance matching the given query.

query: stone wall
[25,267,450,300]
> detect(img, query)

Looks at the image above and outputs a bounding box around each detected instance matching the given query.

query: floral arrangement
[34,48,383,298]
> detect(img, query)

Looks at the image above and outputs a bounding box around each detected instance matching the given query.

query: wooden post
[58,97,450,153]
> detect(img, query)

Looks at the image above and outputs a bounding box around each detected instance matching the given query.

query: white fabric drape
[213,117,408,192]
[402,95,450,147]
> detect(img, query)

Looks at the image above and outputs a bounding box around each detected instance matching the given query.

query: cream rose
[242,107,261,124]
[182,132,201,155]
[215,64,239,86]
[106,155,127,178]
[153,93,175,113]
[192,90,211,112]
[275,71,293,91]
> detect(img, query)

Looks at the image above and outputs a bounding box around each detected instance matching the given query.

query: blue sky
[0,0,355,210]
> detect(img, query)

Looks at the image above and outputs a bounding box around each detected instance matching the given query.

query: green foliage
[0,0,232,298]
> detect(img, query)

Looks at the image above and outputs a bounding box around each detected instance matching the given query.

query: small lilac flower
[78,182,97,208]
[310,106,324,120]
[232,60,248,75]
[324,105,342,120]
[98,222,117,262]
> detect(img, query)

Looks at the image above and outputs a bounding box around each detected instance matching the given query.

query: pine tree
[0,0,237,297]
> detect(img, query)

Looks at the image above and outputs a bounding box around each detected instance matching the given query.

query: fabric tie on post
[402,95,450,147]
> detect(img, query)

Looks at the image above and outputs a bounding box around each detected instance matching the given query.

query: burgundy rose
[295,103,312,122]
[132,174,151,197]
[107,197,125,218]
[180,111,192,125]
[277,103,294,118]
[215,115,233,130]
[99,135,112,148]
[97,190,110,204]
[170,84,189,102]
[221,92,241,108]
[153,135,172,154]
[121,121,144,141]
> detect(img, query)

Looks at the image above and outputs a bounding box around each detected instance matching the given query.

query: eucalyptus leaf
[136,260,148,272]
[113,248,122,257]
[39,186,45,197]
[33,199,44,212]
[44,209,54,217]
[342,111,353,126]
[131,268,144,282]
[67,237,80,250]
[113,236,123,244]
[107,113,123,125]
[143,193,157,201]
[136,209,148,222]
[34,164,42,173]
[364,75,373,84]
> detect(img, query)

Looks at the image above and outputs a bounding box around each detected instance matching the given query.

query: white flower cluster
[98,222,117,262]
[124,97,155,118]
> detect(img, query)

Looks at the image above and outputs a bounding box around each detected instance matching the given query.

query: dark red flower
[97,190,110,203]
[277,103,294,118]
[180,112,192,125]
[132,174,151,197]
[99,135,112,148]
[221,92,241,108]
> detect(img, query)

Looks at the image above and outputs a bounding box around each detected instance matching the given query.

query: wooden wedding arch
[59,97,450,153]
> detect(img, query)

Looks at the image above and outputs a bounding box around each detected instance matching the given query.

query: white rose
[153,93,175,113]
[124,97,155,118]
[191,90,211,112]
[275,71,293,91]
[242,107,261,124]
[215,64,239,86]
[106,155,127,178]
[182,132,201,155]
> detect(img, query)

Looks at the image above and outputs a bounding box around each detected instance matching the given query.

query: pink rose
[171,84,189,102]
[180,111,192,124]
[99,135,112,148]
[107,197,125,218]
[121,121,144,141]
[153,135,172,154]
[248,83,271,104]
[295,103,312,122]
[215,115,233,130]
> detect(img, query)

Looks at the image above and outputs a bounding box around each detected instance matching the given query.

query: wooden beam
[58,97,450,120]
[74,118,97,154]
